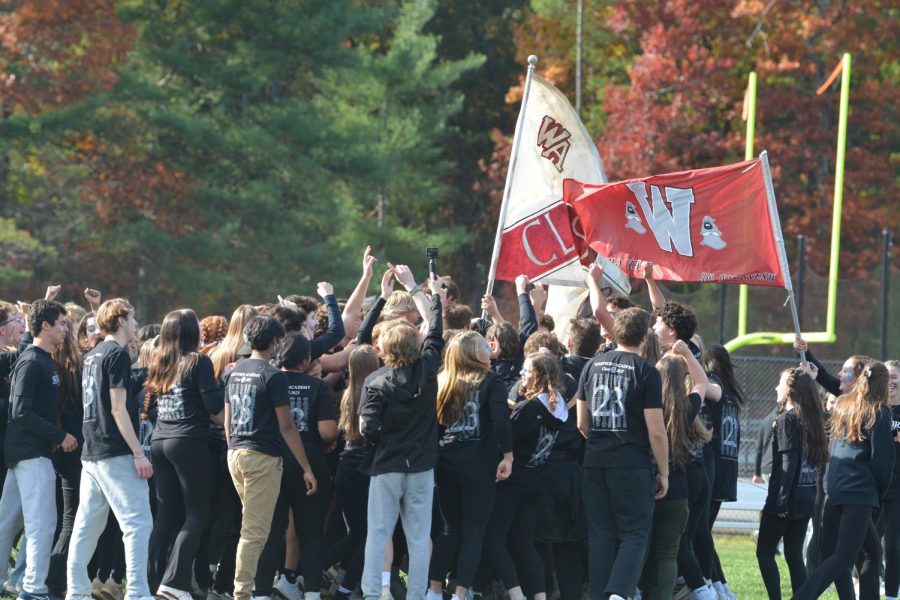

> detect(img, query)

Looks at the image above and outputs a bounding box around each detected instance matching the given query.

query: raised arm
[516,275,538,344]
[643,262,667,311]
[391,264,431,329]
[310,282,345,359]
[587,263,616,336]
[356,268,393,346]
[672,339,708,399]
[342,246,377,340]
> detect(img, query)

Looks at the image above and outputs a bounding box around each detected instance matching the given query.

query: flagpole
[737,71,757,338]
[760,150,806,364]
[484,55,539,303]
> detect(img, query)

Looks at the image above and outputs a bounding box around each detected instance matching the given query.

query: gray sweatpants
[362,470,434,600]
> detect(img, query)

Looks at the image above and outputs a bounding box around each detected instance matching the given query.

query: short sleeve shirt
[577,350,663,469]
[152,355,223,440]
[81,340,139,461]
[224,358,289,457]
[284,371,336,452]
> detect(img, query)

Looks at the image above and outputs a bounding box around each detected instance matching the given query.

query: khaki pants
[227,449,282,600]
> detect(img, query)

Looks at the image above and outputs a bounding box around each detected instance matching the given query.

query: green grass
[715,535,839,600]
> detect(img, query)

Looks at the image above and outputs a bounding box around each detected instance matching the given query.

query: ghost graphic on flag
[700,216,726,250]
[625,201,646,234]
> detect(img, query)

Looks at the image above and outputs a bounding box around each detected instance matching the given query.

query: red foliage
[0,0,132,113]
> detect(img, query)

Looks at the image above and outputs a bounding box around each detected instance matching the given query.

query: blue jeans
[66,456,153,600]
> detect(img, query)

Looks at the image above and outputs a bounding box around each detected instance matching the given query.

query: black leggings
[485,482,544,595]
[255,450,331,596]
[429,466,496,590]
[47,447,82,593]
[881,497,900,597]
[679,465,711,590]
[793,501,880,600]
[323,457,370,592]
[149,436,212,591]
[756,513,808,599]
[195,436,230,589]
[706,500,727,583]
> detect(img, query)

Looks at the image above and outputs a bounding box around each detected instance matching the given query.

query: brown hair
[146,309,202,396]
[443,304,474,330]
[437,332,489,426]
[568,318,601,357]
[0,301,14,323]
[606,295,635,311]
[51,322,83,418]
[639,329,661,366]
[521,352,562,412]
[657,355,711,467]
[780,368,830,468]
[523,331,564,357]
[613,307,652,347]
[96,298,134,335]
[486,322,519,361]
[830,362,889,444]
[380,321,421,368]
[210,305,258,380]
[538,313,555,332]
[339,345,380,443]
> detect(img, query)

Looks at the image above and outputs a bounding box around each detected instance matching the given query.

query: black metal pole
[718,285,726,344]
[881,229,892,361]
[797,235,806,331]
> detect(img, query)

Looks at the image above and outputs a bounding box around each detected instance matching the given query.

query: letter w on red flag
[563,156,788,287]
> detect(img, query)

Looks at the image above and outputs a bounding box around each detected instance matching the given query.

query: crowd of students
[0,246,897,600]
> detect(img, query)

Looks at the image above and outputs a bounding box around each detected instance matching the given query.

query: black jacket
[360,295,444,476]
[5,344,67,467]
[826,404,895,507]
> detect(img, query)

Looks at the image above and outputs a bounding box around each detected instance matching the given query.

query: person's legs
[856,516,882,600]
[227,449,283,600]
[641,499,687,600]
[148,440,181,591]
[93,456,153,600]
[792,502,872,600]
[362,473,403,600]
[781,518,809,595]
[582,469,614,600]
[15,458,58,595]
[451,473,495,592]
[755,512,788,600]
[679,467,710,591]
[509,491,547,597]
[66,461,111,600]
[0,469,25,589]
[484,485,522,593]
[331,463,369,594]
[883,498,900,598]
[47,450,81,594]
[428,467,462,591]
[161,438,212,591]
[399,470,434,600]
[603,468,655,599]
[291,457,330,598]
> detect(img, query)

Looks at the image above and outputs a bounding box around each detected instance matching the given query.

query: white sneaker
[691,586,718,600]
[608,595,626,600]
[273,576,303,600]
[158,585,195,600]
[254,596,273,600]
[377,586,393,600]
[206,590,234,600]
[3,581,20,596]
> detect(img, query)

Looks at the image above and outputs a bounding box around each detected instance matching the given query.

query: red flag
[563,158,787,287]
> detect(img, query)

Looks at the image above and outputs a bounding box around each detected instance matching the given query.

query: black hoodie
[359,295,444,476]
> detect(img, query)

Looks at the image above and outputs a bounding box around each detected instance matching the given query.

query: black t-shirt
[81,340,140,461]
[284,371,336,452]
[764,410,817,519]
[224,358,289,457]
[561,355,590,382]
[708,373,741,501]
[577,350,663,470]
[885,404,900,500]
[152,355,224,441]
[438,374,513,476]
[663,392,703,502]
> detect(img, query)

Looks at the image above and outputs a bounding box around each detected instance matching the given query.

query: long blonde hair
[437,331,490,426]
[339,345,380,444]
[830,361,889,444]
[657,355,711,467]
[210,305,258,380]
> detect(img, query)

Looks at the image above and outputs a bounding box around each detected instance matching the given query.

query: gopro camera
[426,247,439,278]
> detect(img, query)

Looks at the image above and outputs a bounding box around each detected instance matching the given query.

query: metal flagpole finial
[528,55,538,67]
